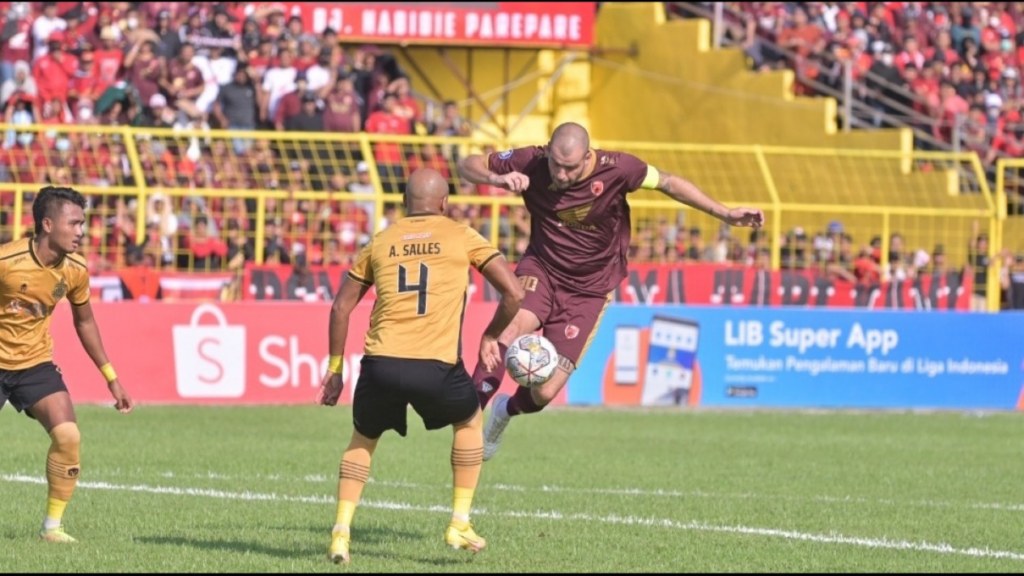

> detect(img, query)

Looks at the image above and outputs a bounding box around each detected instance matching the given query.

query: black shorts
[0,362,68,418]
[353,356,479,439]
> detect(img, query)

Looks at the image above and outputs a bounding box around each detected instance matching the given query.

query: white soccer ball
[505,334,559,388]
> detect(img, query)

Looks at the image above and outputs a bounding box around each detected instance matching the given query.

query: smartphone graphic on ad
[641,316,700,406]
[614,326,642,385]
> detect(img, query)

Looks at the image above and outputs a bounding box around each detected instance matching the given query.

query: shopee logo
[258,335,362,389]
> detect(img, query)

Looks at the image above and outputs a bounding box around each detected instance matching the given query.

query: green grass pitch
[2,405,1024,572]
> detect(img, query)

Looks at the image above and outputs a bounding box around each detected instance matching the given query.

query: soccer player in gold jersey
[317,168,523,563]
[0,186,133,543]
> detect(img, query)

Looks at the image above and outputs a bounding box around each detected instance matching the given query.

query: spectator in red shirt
[273,70,309,131]
[987,110,1024,163]
[926,30,960,71]
[32,33,77,104]
[323,73,361,133]
[777,7,823,57]
[65,10,98,56]
[186,215,228,271]
[161,42,205,120]
[294,37,318,72]
[390,75,421,127]
[934,80,969,142]
[895,36,925,73]
[68,47,105,108]
[247,37,275,78]
[405,142,450,179]
[94,26,125,87]
[364,91,410,193]
[124,39,164,112]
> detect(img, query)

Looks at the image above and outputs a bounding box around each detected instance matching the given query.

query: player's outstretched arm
[457,154,530,193]
[652,169,765,229]
[318,276,371,406]
[70,301,133,413]
[477,254,525,372]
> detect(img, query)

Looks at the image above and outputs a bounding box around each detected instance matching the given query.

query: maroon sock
[506,385,544,417]
[473,342,508,409]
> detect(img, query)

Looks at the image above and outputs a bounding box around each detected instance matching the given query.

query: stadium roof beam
[396,45,446,103]
[437,47,507,136]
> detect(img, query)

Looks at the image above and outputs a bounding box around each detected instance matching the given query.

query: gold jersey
[348,215,501,365]
[0,237,90,370]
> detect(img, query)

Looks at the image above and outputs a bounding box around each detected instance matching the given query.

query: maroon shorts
[514,255,611,368]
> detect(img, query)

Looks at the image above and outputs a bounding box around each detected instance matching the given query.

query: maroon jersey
[488,145,650,296]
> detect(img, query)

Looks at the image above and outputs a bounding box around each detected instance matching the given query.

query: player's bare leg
[329,431,379,564]
[472,307,541,409]
[28,392,80,543]
[484,357,573,461]
[445,409,486,552]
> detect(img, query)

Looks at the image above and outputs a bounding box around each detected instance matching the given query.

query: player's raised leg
[28,390,81,543]
[445,409,486,552]
[473,256,550,409]
[329,430,378,564]
[472,307,541,408]
[484,293,610,461]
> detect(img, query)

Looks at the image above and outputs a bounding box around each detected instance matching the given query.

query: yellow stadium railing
[0,124,1002,310]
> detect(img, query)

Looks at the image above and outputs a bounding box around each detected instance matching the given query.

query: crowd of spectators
[683,2,1024,164]
[0,1,478,269]
[0,2,1017,310]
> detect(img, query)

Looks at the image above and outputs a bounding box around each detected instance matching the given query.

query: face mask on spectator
[127,17,139,30]
[13,109,31,126]
[881,53,894,67]
[55,138,71,152]
[1001,39,1012,52]
[79,107,93,121]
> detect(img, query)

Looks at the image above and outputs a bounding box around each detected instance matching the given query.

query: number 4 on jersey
[398,262,429,316]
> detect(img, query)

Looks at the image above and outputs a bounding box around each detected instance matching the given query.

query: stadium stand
[0,2,1015,309]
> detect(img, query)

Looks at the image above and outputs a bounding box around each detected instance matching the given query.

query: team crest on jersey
[565,324,580,340]
[591,181,604,196]
[498,149,513,159]
[52,278,67,300]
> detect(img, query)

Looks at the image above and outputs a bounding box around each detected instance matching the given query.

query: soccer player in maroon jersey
[457,122,764,460]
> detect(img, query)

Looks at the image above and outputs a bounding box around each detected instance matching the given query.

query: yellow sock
[335,501,357,532]
[43,422,80,531]
[451,410,483,526]
[333,431,376,534]
[45,497,68,527]
[452,487,475,524]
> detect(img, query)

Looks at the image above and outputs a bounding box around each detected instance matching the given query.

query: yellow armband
[327,355,344,374]
[99,363,117,384]
[640,165,660,190]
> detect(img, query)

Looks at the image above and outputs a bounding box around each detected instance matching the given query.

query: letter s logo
[197,337,224,384]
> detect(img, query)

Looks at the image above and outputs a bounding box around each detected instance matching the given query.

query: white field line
[2,473,1022,562]
[16,468,1024,514]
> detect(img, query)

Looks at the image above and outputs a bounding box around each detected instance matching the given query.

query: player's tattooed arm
[557,355,576,374]
[654,169,730,220]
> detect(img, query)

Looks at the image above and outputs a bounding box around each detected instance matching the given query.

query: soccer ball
[505,334,559,388]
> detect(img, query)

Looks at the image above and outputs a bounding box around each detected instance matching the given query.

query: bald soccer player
[458,122,765,460]
[317,168,524,563]
[0,186,133,543]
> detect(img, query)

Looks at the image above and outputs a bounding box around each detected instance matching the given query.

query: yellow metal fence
[0,125,1005,310]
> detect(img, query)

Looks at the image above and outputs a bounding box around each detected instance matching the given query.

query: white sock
[42,516,61,530]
